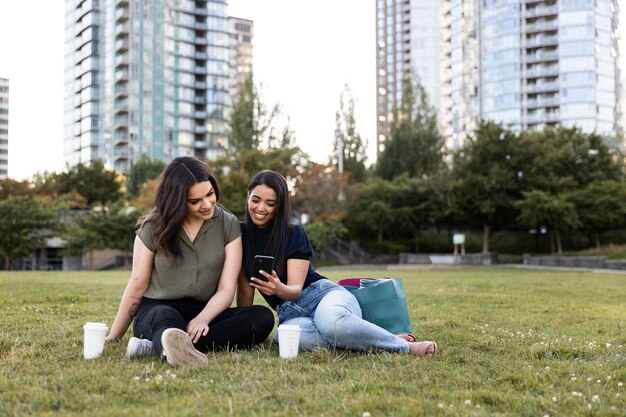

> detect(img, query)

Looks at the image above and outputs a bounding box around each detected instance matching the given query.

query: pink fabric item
[337,278,383,287]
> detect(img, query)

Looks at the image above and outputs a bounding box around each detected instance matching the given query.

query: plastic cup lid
[278,324,301,331]
[84,322,108,330]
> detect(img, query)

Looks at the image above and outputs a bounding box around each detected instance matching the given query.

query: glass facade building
[377,0,622,151]
[0,78,8,179]
[376,0,442,153]
[64,0,230,173]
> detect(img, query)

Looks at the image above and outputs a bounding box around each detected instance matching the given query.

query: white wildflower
[587,404,592,409]
[552,396,557,402]
[607,376,612,380]
[618,382,623,387]
[362,412,371,417]
[545,366,550,370]
[464,400,471,405]
[438,403,445,409]
[591,395,599,403]
[606,343,612,348]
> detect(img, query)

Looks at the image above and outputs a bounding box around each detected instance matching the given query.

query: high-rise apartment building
[0,78,8,179]
[227,16,253,100]
[376,0,622,151]
[64,0,231,173]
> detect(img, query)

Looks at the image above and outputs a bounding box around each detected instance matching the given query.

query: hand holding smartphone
[252,255,274,282]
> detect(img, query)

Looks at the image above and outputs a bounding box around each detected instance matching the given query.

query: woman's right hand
[250,269,281,296]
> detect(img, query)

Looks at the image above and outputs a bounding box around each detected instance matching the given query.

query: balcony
[524,35,558,48]
[525,81,559,93]
[115,22,130,35]
[526,110,560,123]
[194,125,207,134]
[113,149,130,159]
[115,7,129,22]
[115,38,129,52]
[525,5,558,18]
[524,51,558,64]
[115,69,129,81]
[525,20,558,33]
[115,55,129,68]
[113,135,128,146]
[525,64,559,78]
[525,96,560,109]
[114,84,128,98]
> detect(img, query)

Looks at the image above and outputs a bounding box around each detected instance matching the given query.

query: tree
[63,204,139,268]
[345,178,399,252]
[0,178,34,199]
[451,121,521,253]
[0,196,57,269]
[291,162,348,223]
[515,190,580,254]
[227,73,279,154]
[331,85,368,183]
[376,76,445,180]
[126,155,166,199]
[209,147,308,217]
[567,181,626,248]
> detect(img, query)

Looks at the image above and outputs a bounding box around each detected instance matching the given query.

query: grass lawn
[0,267,624,417]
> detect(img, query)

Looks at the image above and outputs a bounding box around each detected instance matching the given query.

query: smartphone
[252,255,274,282]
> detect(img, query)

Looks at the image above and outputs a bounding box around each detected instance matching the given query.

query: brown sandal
[396,333,417,343]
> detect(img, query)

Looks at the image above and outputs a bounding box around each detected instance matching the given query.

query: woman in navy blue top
[237,170,437,356]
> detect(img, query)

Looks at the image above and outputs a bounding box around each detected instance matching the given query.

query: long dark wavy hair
[243,170,292,278]
[139,156,220,260]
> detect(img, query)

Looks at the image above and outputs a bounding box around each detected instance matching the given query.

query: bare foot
[408,341,437,357]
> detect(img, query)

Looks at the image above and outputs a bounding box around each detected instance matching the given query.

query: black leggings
[133,297,275,354]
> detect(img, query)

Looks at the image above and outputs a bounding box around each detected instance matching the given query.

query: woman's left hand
[251,270,281,296]
[186,317,210,343]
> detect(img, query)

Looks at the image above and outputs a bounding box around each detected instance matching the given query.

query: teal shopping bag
[338,278,412,334]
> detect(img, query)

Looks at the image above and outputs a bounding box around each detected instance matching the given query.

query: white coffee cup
[83,322,108,359]
[277,324,301,359]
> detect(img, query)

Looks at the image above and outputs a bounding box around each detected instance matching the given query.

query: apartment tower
[64,0,230,173]
[0,78,8,179]
[227,16,253,101]
[376,0,622,151]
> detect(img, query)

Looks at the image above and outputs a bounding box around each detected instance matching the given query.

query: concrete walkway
[318,263,626,275]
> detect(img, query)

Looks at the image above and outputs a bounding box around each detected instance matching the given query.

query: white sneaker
[161,328,208,366]
[126,337,155,359]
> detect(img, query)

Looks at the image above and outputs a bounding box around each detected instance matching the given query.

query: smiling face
[247,184,277,229]
[186,180,217,222]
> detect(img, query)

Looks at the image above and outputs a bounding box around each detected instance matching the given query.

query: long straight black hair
[243,170,292,278]
[140,156,220,260]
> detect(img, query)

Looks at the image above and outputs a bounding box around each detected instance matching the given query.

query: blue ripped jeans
[274,279,410,353]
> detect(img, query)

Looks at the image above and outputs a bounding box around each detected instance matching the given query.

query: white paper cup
[277,324,301,359]
[83,322,108,359]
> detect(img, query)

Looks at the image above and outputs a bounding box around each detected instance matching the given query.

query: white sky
[0,0,376,180]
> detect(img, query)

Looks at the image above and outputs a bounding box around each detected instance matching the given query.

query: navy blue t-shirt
[241,222,324,309]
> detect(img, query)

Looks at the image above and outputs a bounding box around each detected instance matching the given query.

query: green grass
[1,267,624,417]
[564,243,626,259]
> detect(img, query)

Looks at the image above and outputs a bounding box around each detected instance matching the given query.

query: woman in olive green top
[107,156,274,366]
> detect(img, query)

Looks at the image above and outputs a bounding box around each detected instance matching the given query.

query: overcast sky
[0,1,375,180]
[1,2,625,181]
